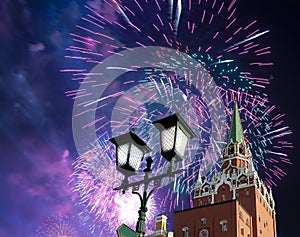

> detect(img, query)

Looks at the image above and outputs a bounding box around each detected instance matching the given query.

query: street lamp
[109,130,152,174]
[110,113,195,237]
[152,112,196,162]
[109,130,152,194]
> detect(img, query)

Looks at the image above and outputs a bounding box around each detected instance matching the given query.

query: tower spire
[228,97,244,143]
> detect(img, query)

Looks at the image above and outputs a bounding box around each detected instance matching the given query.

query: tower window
[246,218,250,226]
[222,195,226,201]
[228,144,234,155]
[220,220,228,232]
[239,176,247,185]
[199,229,209,237]
[239,143,245,154]
[239,211,244,221]
[203,186,210,192]
[182,227,189,237]
[201,218,207,225]
[241,227,244,235]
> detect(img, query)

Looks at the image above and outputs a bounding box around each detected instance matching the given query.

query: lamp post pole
[114,164,185,237]
[133,171,152,237]
[134,190,153,237]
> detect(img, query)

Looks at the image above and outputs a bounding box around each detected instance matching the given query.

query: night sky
[0,0,299,237]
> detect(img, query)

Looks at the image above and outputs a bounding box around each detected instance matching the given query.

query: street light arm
[132,191,143,204]
[146,189,155,202]
[114,167,186,192]
[132,189,154,211]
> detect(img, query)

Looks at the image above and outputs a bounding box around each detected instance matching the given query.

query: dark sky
[0,0,299,237]
[252,1,300,237]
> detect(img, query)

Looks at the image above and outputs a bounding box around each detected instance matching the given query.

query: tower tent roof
[228,99,244,143]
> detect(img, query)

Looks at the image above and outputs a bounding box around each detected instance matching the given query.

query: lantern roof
[152,113,196,138]
[109,130,151,154]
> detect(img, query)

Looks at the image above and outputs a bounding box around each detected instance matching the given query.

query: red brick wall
[174,200,241,237]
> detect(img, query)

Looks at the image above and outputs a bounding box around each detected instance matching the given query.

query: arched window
[182,227,189,237]
[239,175,247,185]
[203,185,210,193]
[208,197,211,204]
[228,144,234,155]
[246,218,250,226]
[199,229,209,237]
[239,211,244,221]
[220,220,228,232]
[241,226,244,235]
[239,143,245,155]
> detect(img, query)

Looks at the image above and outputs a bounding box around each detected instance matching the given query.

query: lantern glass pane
[129,143,143,171]
[117,143,129,166]
[161,126,176,152]
[175,126,189,157]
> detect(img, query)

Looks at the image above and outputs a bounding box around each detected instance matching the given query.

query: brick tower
[173,99,277,237]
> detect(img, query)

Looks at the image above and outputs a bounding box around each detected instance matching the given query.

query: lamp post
[110,113,195,237]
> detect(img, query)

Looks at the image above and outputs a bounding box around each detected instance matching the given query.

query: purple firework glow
[0,0,297,237]
[62,0,292,235]
[62,0,294,236]
[71,146,157,234]
[35,215,90,237]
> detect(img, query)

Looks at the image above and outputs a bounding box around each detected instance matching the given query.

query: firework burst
[71,143,157,235]
[65,0,273,93]
[35,215,88,237]
[62,0,293,235]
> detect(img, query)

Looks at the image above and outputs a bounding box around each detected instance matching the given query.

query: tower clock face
[199,229,209,237]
